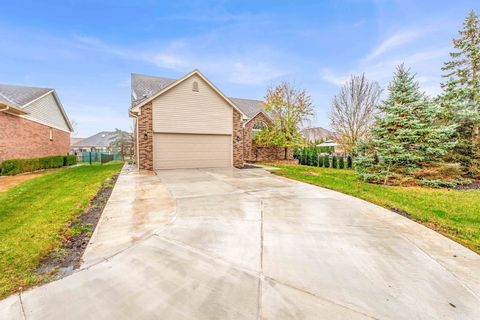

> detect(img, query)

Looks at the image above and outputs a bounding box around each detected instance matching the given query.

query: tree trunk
[284,147,288,160]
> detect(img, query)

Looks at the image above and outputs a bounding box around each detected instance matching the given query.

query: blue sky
[1,0,479,137]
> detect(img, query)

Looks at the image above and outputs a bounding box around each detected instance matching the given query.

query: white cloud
[74,34,289,86]
[320,23,449,97]
[364,26,439,62]
[320,68,349,86]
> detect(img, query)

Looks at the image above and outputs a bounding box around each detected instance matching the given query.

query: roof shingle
[0,83,52,108]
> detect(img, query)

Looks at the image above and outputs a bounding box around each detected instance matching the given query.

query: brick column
[137,103,154,171]
[232,109,244,168]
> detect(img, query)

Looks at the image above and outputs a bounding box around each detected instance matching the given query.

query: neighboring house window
[49,128,53,141]
[192,81,199,92]
[252,121,267,139]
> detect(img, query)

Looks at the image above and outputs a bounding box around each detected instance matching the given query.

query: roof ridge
[229,97,264,102]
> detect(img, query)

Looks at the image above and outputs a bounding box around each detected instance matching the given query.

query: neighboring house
[129,70,284,170]
[71,131,116,152]
[301,127,346,153]
[0,83,73,162]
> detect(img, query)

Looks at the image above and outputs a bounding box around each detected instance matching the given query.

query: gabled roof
[72,131,117,148]
[130,70,265,119]
[0,83,52,108]
[0,83,73,131]
[131,73,176,107]
[228,97,265,119]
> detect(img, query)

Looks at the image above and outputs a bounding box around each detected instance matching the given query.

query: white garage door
[153,133,232,169]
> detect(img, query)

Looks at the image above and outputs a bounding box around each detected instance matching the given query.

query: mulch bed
[455,182,480,190]
[35,173,119,279]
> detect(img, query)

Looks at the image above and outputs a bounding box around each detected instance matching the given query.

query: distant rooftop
[301,127,333,142]
[71,131,116,148]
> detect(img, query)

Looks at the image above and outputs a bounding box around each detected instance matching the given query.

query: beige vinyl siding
[153,133,231,169]
[22,92,70,131]
[152,74,233,134]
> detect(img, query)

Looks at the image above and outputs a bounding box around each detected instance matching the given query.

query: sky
[1,0,479,137]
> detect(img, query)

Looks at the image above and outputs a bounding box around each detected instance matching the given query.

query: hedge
[0,155,77,176]
[64,155,77,166]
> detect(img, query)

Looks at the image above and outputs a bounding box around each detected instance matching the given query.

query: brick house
[0,83,73,162]
[129,70,289,171]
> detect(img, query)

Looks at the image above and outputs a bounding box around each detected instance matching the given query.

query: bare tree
[109,128,134,160]
[255,81,314,159]
[329,74,382,153]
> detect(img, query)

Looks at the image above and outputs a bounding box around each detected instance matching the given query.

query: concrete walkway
[1,166,480,319]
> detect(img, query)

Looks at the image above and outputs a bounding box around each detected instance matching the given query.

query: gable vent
[192,81,199,92]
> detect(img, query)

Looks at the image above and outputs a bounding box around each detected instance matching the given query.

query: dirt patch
[455,182,480,190]
[0,170,55,192]
[241,163,262,169]
[304,171,319,176]
[391,208,412,219]
[0,166,82,192]
[35,173,119,279]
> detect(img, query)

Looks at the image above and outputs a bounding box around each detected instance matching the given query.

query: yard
[0,162,123,299]
[269,164,480,254]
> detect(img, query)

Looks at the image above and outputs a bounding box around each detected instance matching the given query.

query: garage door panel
[154,133,232,169]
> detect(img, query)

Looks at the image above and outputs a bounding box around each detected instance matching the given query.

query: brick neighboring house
[129,69,289,171]
[0,83,73,162]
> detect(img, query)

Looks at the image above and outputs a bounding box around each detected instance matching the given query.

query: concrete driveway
[2,166,480,319]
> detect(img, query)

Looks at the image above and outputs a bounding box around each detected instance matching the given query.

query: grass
[269,164,480,254]
[0,162,123,299]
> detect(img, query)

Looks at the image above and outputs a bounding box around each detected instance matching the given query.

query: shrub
[347,155,353,168]
[339,156,345,169]
[332,156,338,168]
[64,155,77,166]
[0,155,68,176]
[323,155,330,168]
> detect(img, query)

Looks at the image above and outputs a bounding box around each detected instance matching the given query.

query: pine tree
[368,65,456,182]
[439,10,480,175]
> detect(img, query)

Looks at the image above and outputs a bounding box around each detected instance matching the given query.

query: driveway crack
[257,199,264,320]
[19,293,27,320]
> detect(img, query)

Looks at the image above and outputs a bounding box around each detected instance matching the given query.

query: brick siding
[0,111,70,162]
[252,146,294,161]
[243,112,273,162]
[137,102,154,171]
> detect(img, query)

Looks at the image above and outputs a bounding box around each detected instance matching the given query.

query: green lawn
[0,162,123,299]
[269,164,480,254]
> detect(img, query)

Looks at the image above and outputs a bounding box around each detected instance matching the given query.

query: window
[49,128,53,141]
[192,81,199,92]
[252,121,267,139]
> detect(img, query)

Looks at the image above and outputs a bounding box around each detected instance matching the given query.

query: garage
[153,133,232,169]
[130,70,246,171]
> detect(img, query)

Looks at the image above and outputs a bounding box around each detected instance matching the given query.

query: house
[0,83,73,162]
[71,131,116,153]
[129,70,287,170]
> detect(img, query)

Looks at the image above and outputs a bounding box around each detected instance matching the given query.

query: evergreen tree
[439,10,480,175]
[358,65,456,183]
